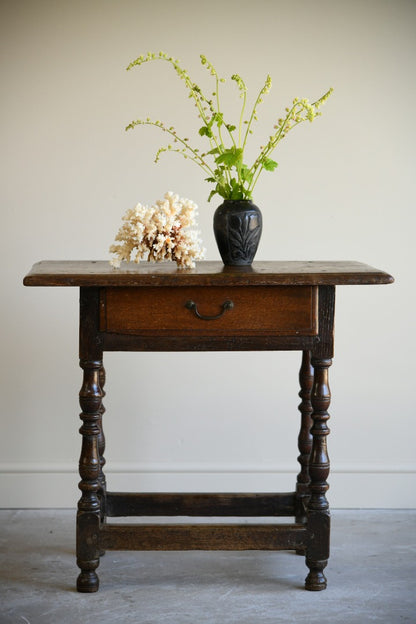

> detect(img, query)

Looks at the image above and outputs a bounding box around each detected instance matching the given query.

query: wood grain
[23,258,394,592]
[23,260,394,287]
[101,285,317,336]
[105,492,296,518]
[100,523,307,551]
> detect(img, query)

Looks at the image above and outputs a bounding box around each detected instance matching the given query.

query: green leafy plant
[126,52,333,203]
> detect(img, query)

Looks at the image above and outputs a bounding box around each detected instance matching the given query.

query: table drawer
[100,286,318,336]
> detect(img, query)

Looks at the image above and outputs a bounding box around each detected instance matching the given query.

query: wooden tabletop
[23,261,394,287]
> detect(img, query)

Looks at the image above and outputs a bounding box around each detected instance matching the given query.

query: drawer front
[100,286,318,336]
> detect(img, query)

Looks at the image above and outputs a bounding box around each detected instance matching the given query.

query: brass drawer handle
[185,299,234,321]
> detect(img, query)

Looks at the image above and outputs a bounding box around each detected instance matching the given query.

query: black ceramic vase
[213,199,262,266]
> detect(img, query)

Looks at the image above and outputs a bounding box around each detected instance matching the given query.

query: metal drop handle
[185,299,234,321]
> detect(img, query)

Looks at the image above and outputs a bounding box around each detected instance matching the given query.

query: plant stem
[242,80,267,151]
[238,89,246,149]
[215,76,225,148]
[128,120,216,177]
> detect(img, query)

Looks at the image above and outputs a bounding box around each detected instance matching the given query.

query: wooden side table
[23,260,393,592]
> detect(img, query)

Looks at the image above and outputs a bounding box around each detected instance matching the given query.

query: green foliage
[199,126,213,138]
[126,51,333,202]
[215,147,243,168]
[262,158,278,171]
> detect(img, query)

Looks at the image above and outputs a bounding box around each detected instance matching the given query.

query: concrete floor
[0,510,415,624]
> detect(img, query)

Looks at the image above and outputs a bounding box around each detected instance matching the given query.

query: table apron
[99,332,320,352]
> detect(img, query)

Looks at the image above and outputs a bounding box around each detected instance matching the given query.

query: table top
[23,261,394,287]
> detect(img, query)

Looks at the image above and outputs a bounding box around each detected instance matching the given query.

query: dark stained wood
[313,286,336,360]
[79,287,102,362]
[97,366,107,533]
[23,259,393,593]
[295,350,313,525]
[23,260,394,287]
[100,523,307,551]
[305,356,332,591]
[101,286,317,336]
[100,332,318,352]
[304,289,334,589]
[77,357,102,593]
[105,492,296,518]
[76,288,103,593]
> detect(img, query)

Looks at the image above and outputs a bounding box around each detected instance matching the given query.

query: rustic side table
[23,260,393,592]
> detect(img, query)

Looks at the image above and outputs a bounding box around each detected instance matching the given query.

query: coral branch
[109,192,205,269]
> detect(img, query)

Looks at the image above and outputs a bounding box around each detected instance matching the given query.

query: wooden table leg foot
[305,559,327,590]
[76,568,99,593]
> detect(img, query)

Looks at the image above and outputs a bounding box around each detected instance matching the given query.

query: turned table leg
[76,359,103,592]
[305,356,332,591]
[296,350,313,524]
[76,287,103,593]
[98,366,107,556]
[98,367,107,513]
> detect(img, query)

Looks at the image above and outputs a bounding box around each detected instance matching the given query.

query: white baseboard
[1,462,415,508]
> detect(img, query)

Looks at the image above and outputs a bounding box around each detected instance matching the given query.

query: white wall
[1,0,414,508]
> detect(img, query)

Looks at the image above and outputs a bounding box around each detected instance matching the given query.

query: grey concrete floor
[0,510,415,624]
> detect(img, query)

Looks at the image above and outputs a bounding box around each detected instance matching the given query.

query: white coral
[109,192,205,269]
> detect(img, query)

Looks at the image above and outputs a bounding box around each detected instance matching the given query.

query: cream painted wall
[1,0,414,508]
